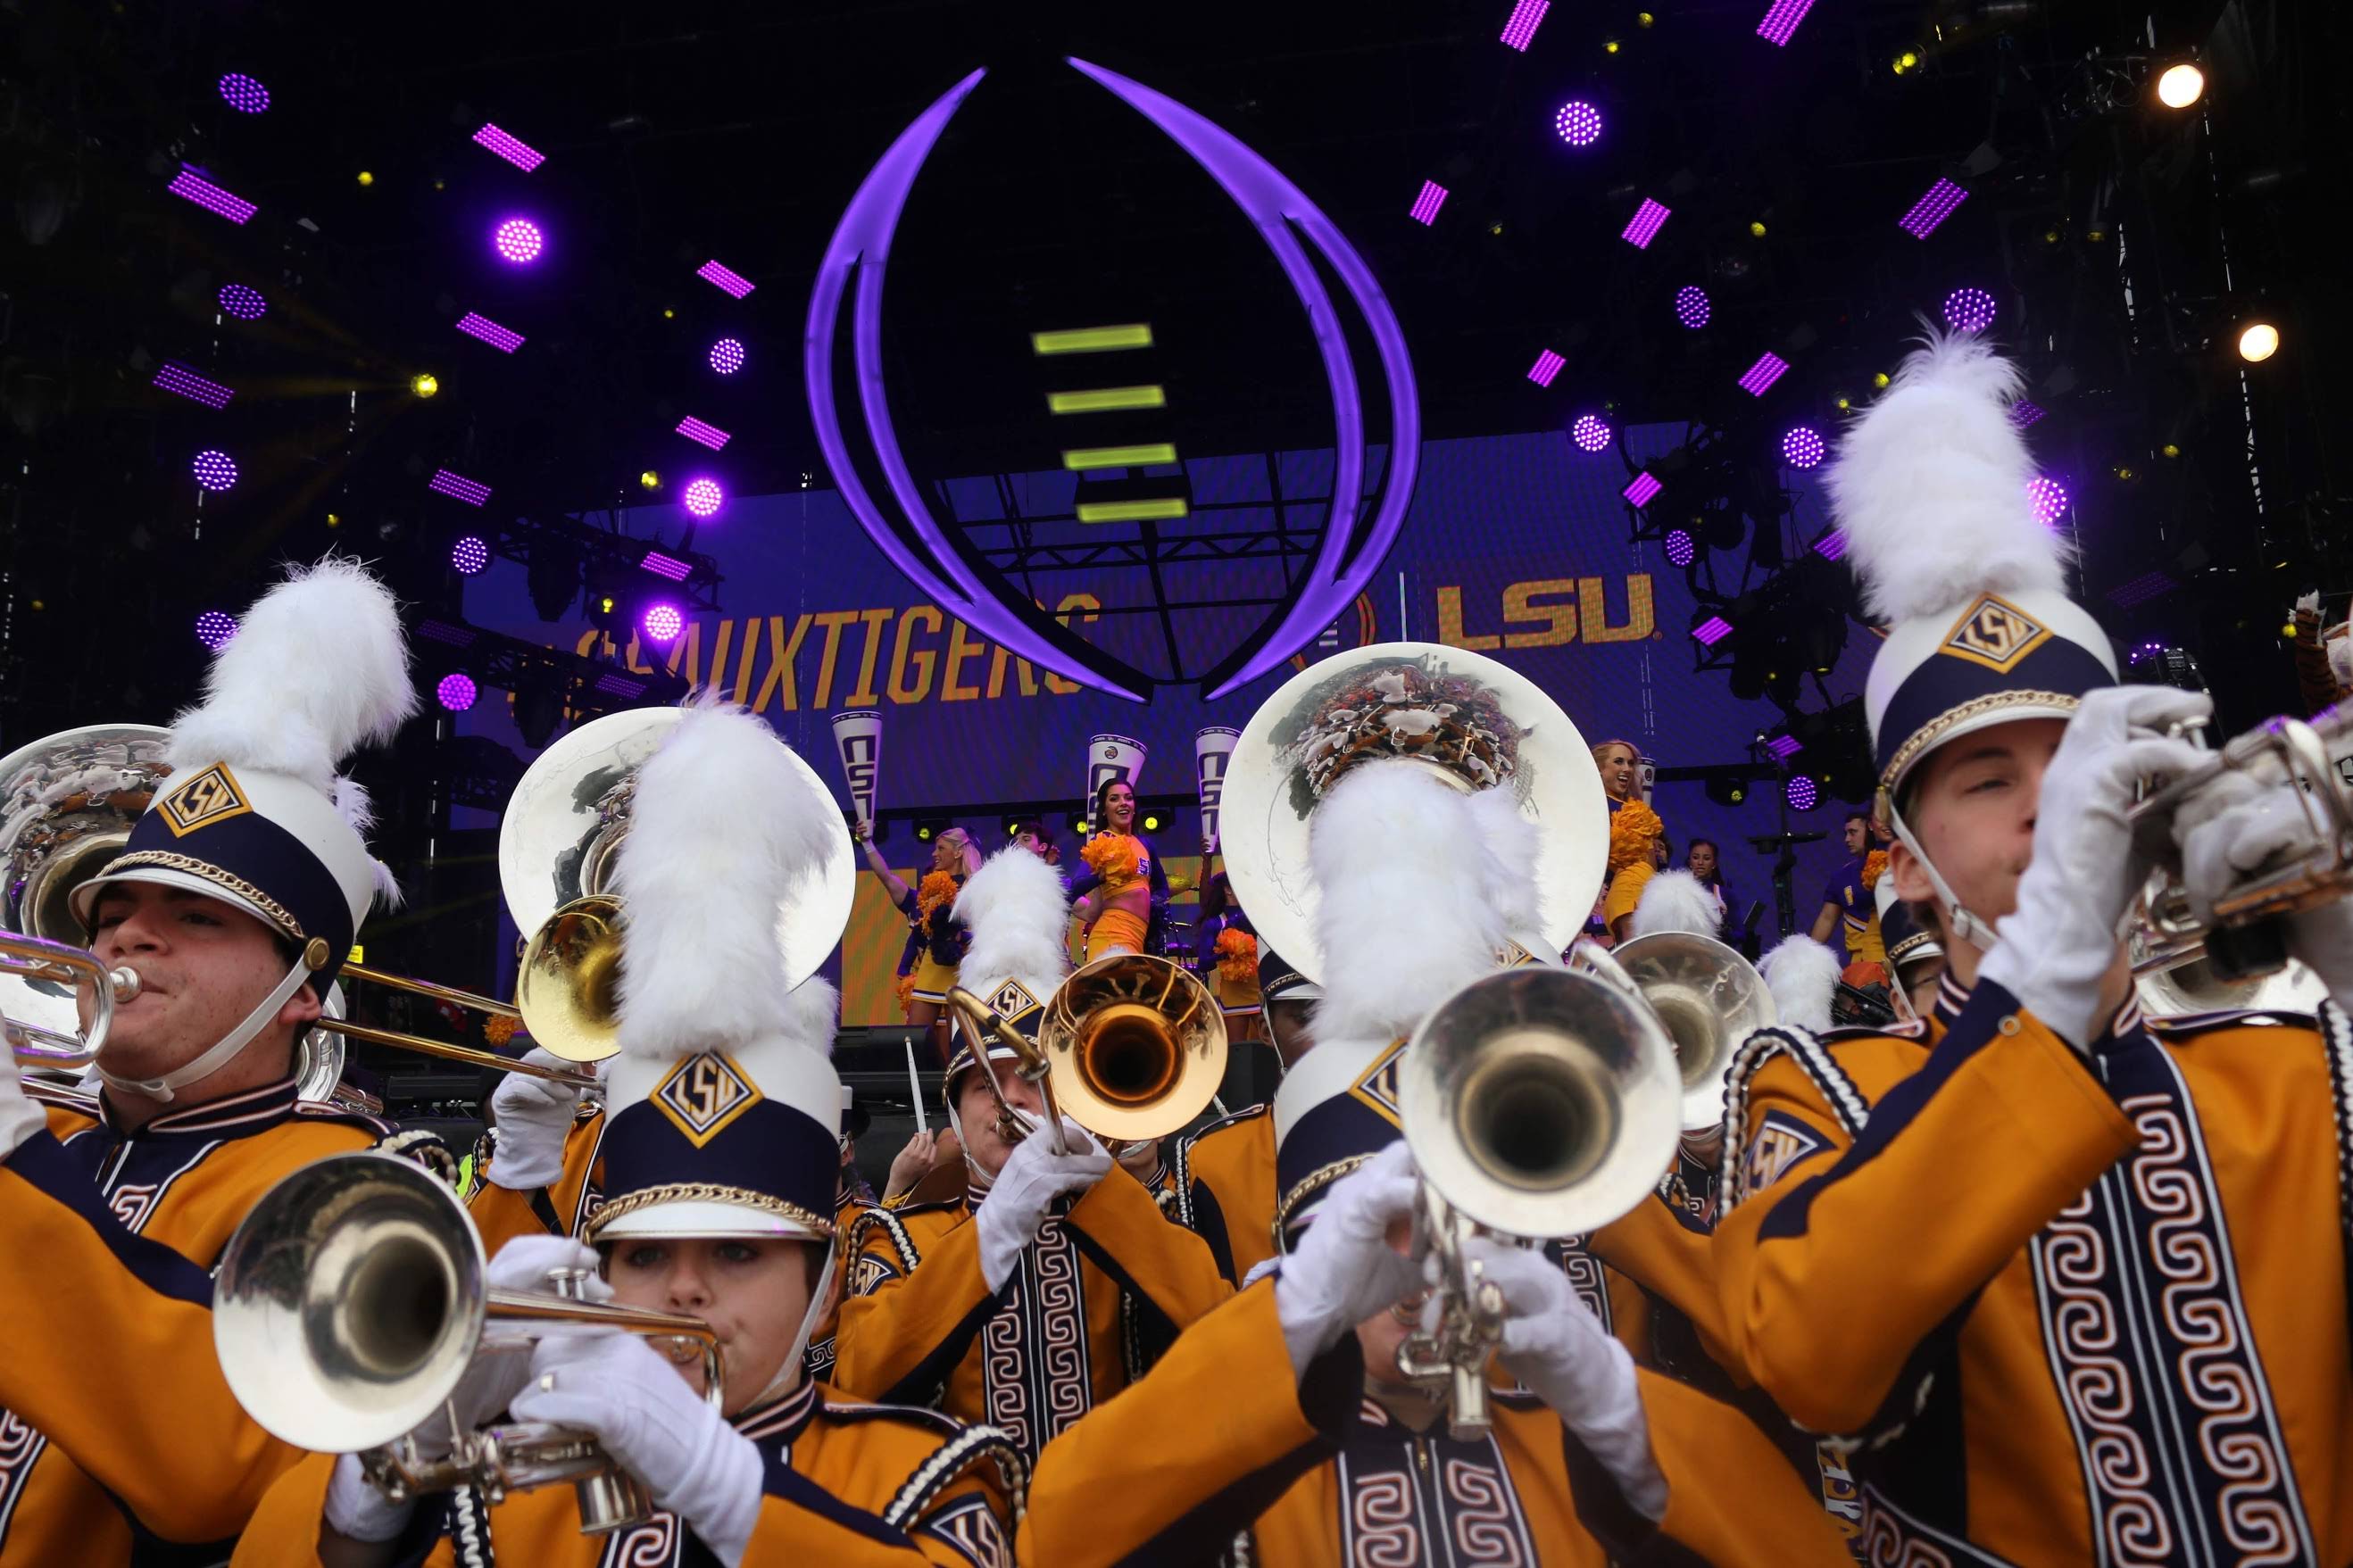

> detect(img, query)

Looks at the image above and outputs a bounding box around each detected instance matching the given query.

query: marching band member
[237,700,1019,1567]
[832,845,1230,1455]
[0,559,444,1562]
[1170,943,1316,1287]
[1714,330,2353,1560]
[1018,722,1848,1565]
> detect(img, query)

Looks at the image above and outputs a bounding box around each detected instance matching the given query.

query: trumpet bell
[515,895,625,1064]
[1609,931,1776,1132]
[1039,953,1227,1142]
[213,1153,486,1452]
[1401,966,1680,1239]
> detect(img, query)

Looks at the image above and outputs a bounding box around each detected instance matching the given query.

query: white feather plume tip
[1466,784,1545,944]
[1824,328,2067,625]
[952,847,1070,1003]
[168,556,418,789]
[1759,934,1842,1035]
[1631,869,1722,939]
[613,701,842,1060]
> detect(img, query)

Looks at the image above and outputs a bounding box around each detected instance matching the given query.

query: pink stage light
[1570,414,1611,452]
[429,469,492,506]
[219,285,266,320]
[1785,775,1819,811]
[472,123,545,172]
[2010,400,2046,429]
[1409,180,1449,226]
[697,260,754,298]
[1674,286,1710,329]
[1899,178,1968,240]
[436,673,479,713]
[1755,0,1816,46]
[169,167,256,224]
[154,362,235,410]
[683,478,724,518]
[195,611,238,651]
[1738,352,1790,395]
[2027,476,2069,524]
[456,311,526,353]
[1942,286,1998,334]
[1812,531,1848,561]
[1692,615,1734,647]
[1665,528,1695,568]
[1782,427,1825,468]
[639,550,694,582]
[192,451,238,492]
[218,74,270,113]
[1624,472,1663,508]
[1527,349,1566,387]
[1766,734,1803,761]
[1500,0,1551,50]
[676,416,732,451]
[642,604,685,644]
[710,337,746,374]
[493,218,544,264]
[1621,199,1671,250]
[451,536,489,576]
[1554,101,1603,147]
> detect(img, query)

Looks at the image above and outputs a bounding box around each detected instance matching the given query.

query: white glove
[2175,777,2353,1010]
[1461,1238,1666,1522]
[487,1050,593,1191]
[1979,686,2215,1047]
[1271,1141,1423,1379]
[324,1450,414,1543]
[977,1117,1112,1292]
[0,1050,41,1163]
[509,1330,761,1566]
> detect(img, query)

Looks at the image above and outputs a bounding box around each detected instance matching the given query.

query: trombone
[1395,952,1682,1439]
[945,952,1228,1156]
[214,1152,722,1535]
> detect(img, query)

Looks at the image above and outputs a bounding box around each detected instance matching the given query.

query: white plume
[168,556,418,789]
[1759,934,1842,1034]
[1310,760,1506,1047]
[1631,869,1722,939]
[614,699,844,1060]
[1466,783,1545,944]
[1824,328,2067,625]
[784,975,841,1058]
[952,846,1071,1002]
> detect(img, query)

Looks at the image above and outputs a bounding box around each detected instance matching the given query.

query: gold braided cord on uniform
[582,1182,835,1240]
[103,850,306,942]
[1880,690,2084,792]
[1268,1154,1373,1256]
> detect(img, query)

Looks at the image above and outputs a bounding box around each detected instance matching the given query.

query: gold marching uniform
[1018,1279,1850,1566]
[833,1163,1231,1453]
[1172,1101,1278,1286]
[0,1080,432,1562]
[230,1377,1017,1567]
[1717,977,2353,1563]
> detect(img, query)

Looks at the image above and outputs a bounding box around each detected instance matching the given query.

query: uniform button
[1998,1016,2021,1036]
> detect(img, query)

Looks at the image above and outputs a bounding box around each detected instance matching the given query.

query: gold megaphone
[1607,930,1777,1132]
[212,1152,721,1535]
[947,952,1228,1153]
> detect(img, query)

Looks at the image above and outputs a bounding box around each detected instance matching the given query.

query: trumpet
[1,933,141,1070]
[1395,953,1682,1439]
[214,1152,722,1535]
[1606,930,1776,1132]
[945,952,1228,1156]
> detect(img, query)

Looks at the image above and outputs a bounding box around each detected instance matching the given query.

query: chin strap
[97,948,318,1104]
[751,1233,843,1413]
[1883,800,2000,956]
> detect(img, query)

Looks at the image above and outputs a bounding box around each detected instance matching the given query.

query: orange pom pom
[1082,832,1144,889]
[895,972,918,1017]
[1608,799,1664,875]
[1214,926,1260,986]
[484,1013,520,1049]
[917,870,961,918]
[1862,849,1890,891]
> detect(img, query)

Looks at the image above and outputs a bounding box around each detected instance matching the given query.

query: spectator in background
[1686,837,1757,959]
[1808,810,1872,960]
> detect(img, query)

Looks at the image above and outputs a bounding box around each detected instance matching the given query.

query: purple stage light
[676,416,731,450]
[1692,615,1734,647]
[1899,178,1968,240]
[1755,0,1816,46]
[451,535,489,576]
[416,619,478,649]
[682,478,723,518]
[1674,286,1710,329]
[1812,530,1848,561]
[191,451,237,492]
[436,673,479,713]
[169,167,256,224]
[429,469,492,507]
[1664,528,1696,568]
[2106,570,2179,609]
[218,285,267,320]
[1409,179,1448,226]
[492,218,544,264]
[1942,286,1997,334]
[1782,426,1825,468]
[639,550,694,582]
[2026,476,2069,524]
[1570,414,1611,452]
[195,611,237,651]
[472,123,545,172]
[697,260,754,298]
[1624,472,1663,508]
[154,362,235,411]
[2009,400,2045,429]
[1527,349,1565,387]
[1785,775,1819,811]
[1765,734,1803,762]
[1621,199,1671,250]
[1500,0,1551,50]
[456,311,526,353]
[710,337,746,374]
[218,73,270,113]
[1554,101,1603,147]
[642,604,685,644]
[1738,352,1790,396]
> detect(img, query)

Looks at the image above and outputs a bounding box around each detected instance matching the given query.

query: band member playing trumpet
[0,560,447,1564]
[831,845,1230,1456]
[1714,332,2353,1560]
[236,701,1019,1567]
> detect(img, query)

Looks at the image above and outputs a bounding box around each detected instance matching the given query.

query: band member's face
[1891,718,2066,933]
[1687,842,1717,879]
[954,1066,1040,1177]
[1844,817,1869,856]
[606,1236,818,1418]
[80,883,320,1080]
[1102,783,1135,831]
[1595,745,1639,801]
[1265,998,1315,1068]
[1013,830,1043,857]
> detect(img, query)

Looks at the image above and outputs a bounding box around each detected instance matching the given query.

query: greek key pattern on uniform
[0,1411,49,1546]
[982,1219,1092,1454]
[1855,1484,2007,1567]
[1334,1403,1535,1566]
[596,1512,679,1566]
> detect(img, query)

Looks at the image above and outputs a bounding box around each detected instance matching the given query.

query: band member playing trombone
[1714,332,2353,1560]
[831,844,1230,1456]
[233,700,1019,1567]
[0,560,447,1564]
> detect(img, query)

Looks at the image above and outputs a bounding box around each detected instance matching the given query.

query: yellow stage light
[2156,62,2205,109]
[2282,622,2299,638]
[1637,11,1654,25]
[2162,443,2182,459]
[640,469,661,490]
[1605,37,1621,54]
[356,170,375,187]
[1872,371,1892,389]
[1749,220,1767,238]
[410,373,439,397]
[326,512,341,528]
[2238,322,2279,361]
[599,596,615,615]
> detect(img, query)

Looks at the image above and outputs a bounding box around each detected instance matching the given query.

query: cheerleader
[856,823,979,1065]
[1070,778,1160,961]
[1193,871,1264,1044]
